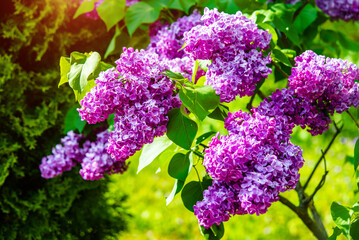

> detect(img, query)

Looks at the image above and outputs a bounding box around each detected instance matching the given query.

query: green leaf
[338,32,359,52]
[207,104,229,121]
[271,3,300,47]
[258,22,278,45]
[197,60,212,72]
[354,138,359,172]
[196,76,206,87]
[137,135,173,173]
[74,0,95,19]
[320,29,338,43]
[107,113,115,131]
[75,79,97,103]
[104,25,124,58]
[68,52,101,93]
[281,49,296,59]
[293,4,317,34]
[327,227,342,240]
[63,105,86,134]
[350,218,359,240]
[351,202,359,212]
[272,48,292,67]
[163,69,186,81]
[97,0,126,31]
[166,179,185,205]
[181,181,203,212]
[196,131,216,145]
[125,2,162,36]
[168,0,195,14]
[168,152,192,181]
[331,202,351,238]
[58,57,71,87]
[166,108,198,150]
[200,222,225,240]
[181,179,212,212]
[179,85,220,121]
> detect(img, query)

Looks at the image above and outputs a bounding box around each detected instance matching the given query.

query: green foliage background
[0,0,127,239]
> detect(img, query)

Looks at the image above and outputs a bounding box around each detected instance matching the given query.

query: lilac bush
[43,4,359,239]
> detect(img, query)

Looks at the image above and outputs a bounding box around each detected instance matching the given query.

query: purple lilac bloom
[79,48,180,162]
[40,131,84,179]
[205,111,299,182]
[196,111,304,228]
[147,10,202,60]
[316,0,359,21]
[40,130,128,180]
[206,50,271,102]
[254,88,332,136]
[183,8,272,102]
[288,50,359,115]
[80,130,128,180]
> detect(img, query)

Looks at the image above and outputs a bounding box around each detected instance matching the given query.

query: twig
[199,143,208,149]
[272,60,290,78]
[193,165,203,191]
[303,122,342,190]
[279,195,298,214]
[279,195,328,240]
[246,93,257,111]
[193,150,204,159]
[257,90,266,100]
[303,150,328,205]
[346,110,359,129]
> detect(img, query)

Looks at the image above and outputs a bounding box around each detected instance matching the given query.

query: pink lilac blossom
[195,111,304,228]
[183,8,272,102]
[78,48,180,162]
[316,0,359,21]
[288,50,359,115]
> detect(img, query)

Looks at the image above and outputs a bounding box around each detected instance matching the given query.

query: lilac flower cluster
[40,130,127,180]
[183,8,272,102]
[40,131,83,179]
[254,88,332,136]
[195,111,304,228]
[78,48,180,162]
[255,51,359,136]
[288,50,359,114]
[80,130,128,180]
[316,0,359,21]
[147,10,202,60]
[147,11,205,81]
